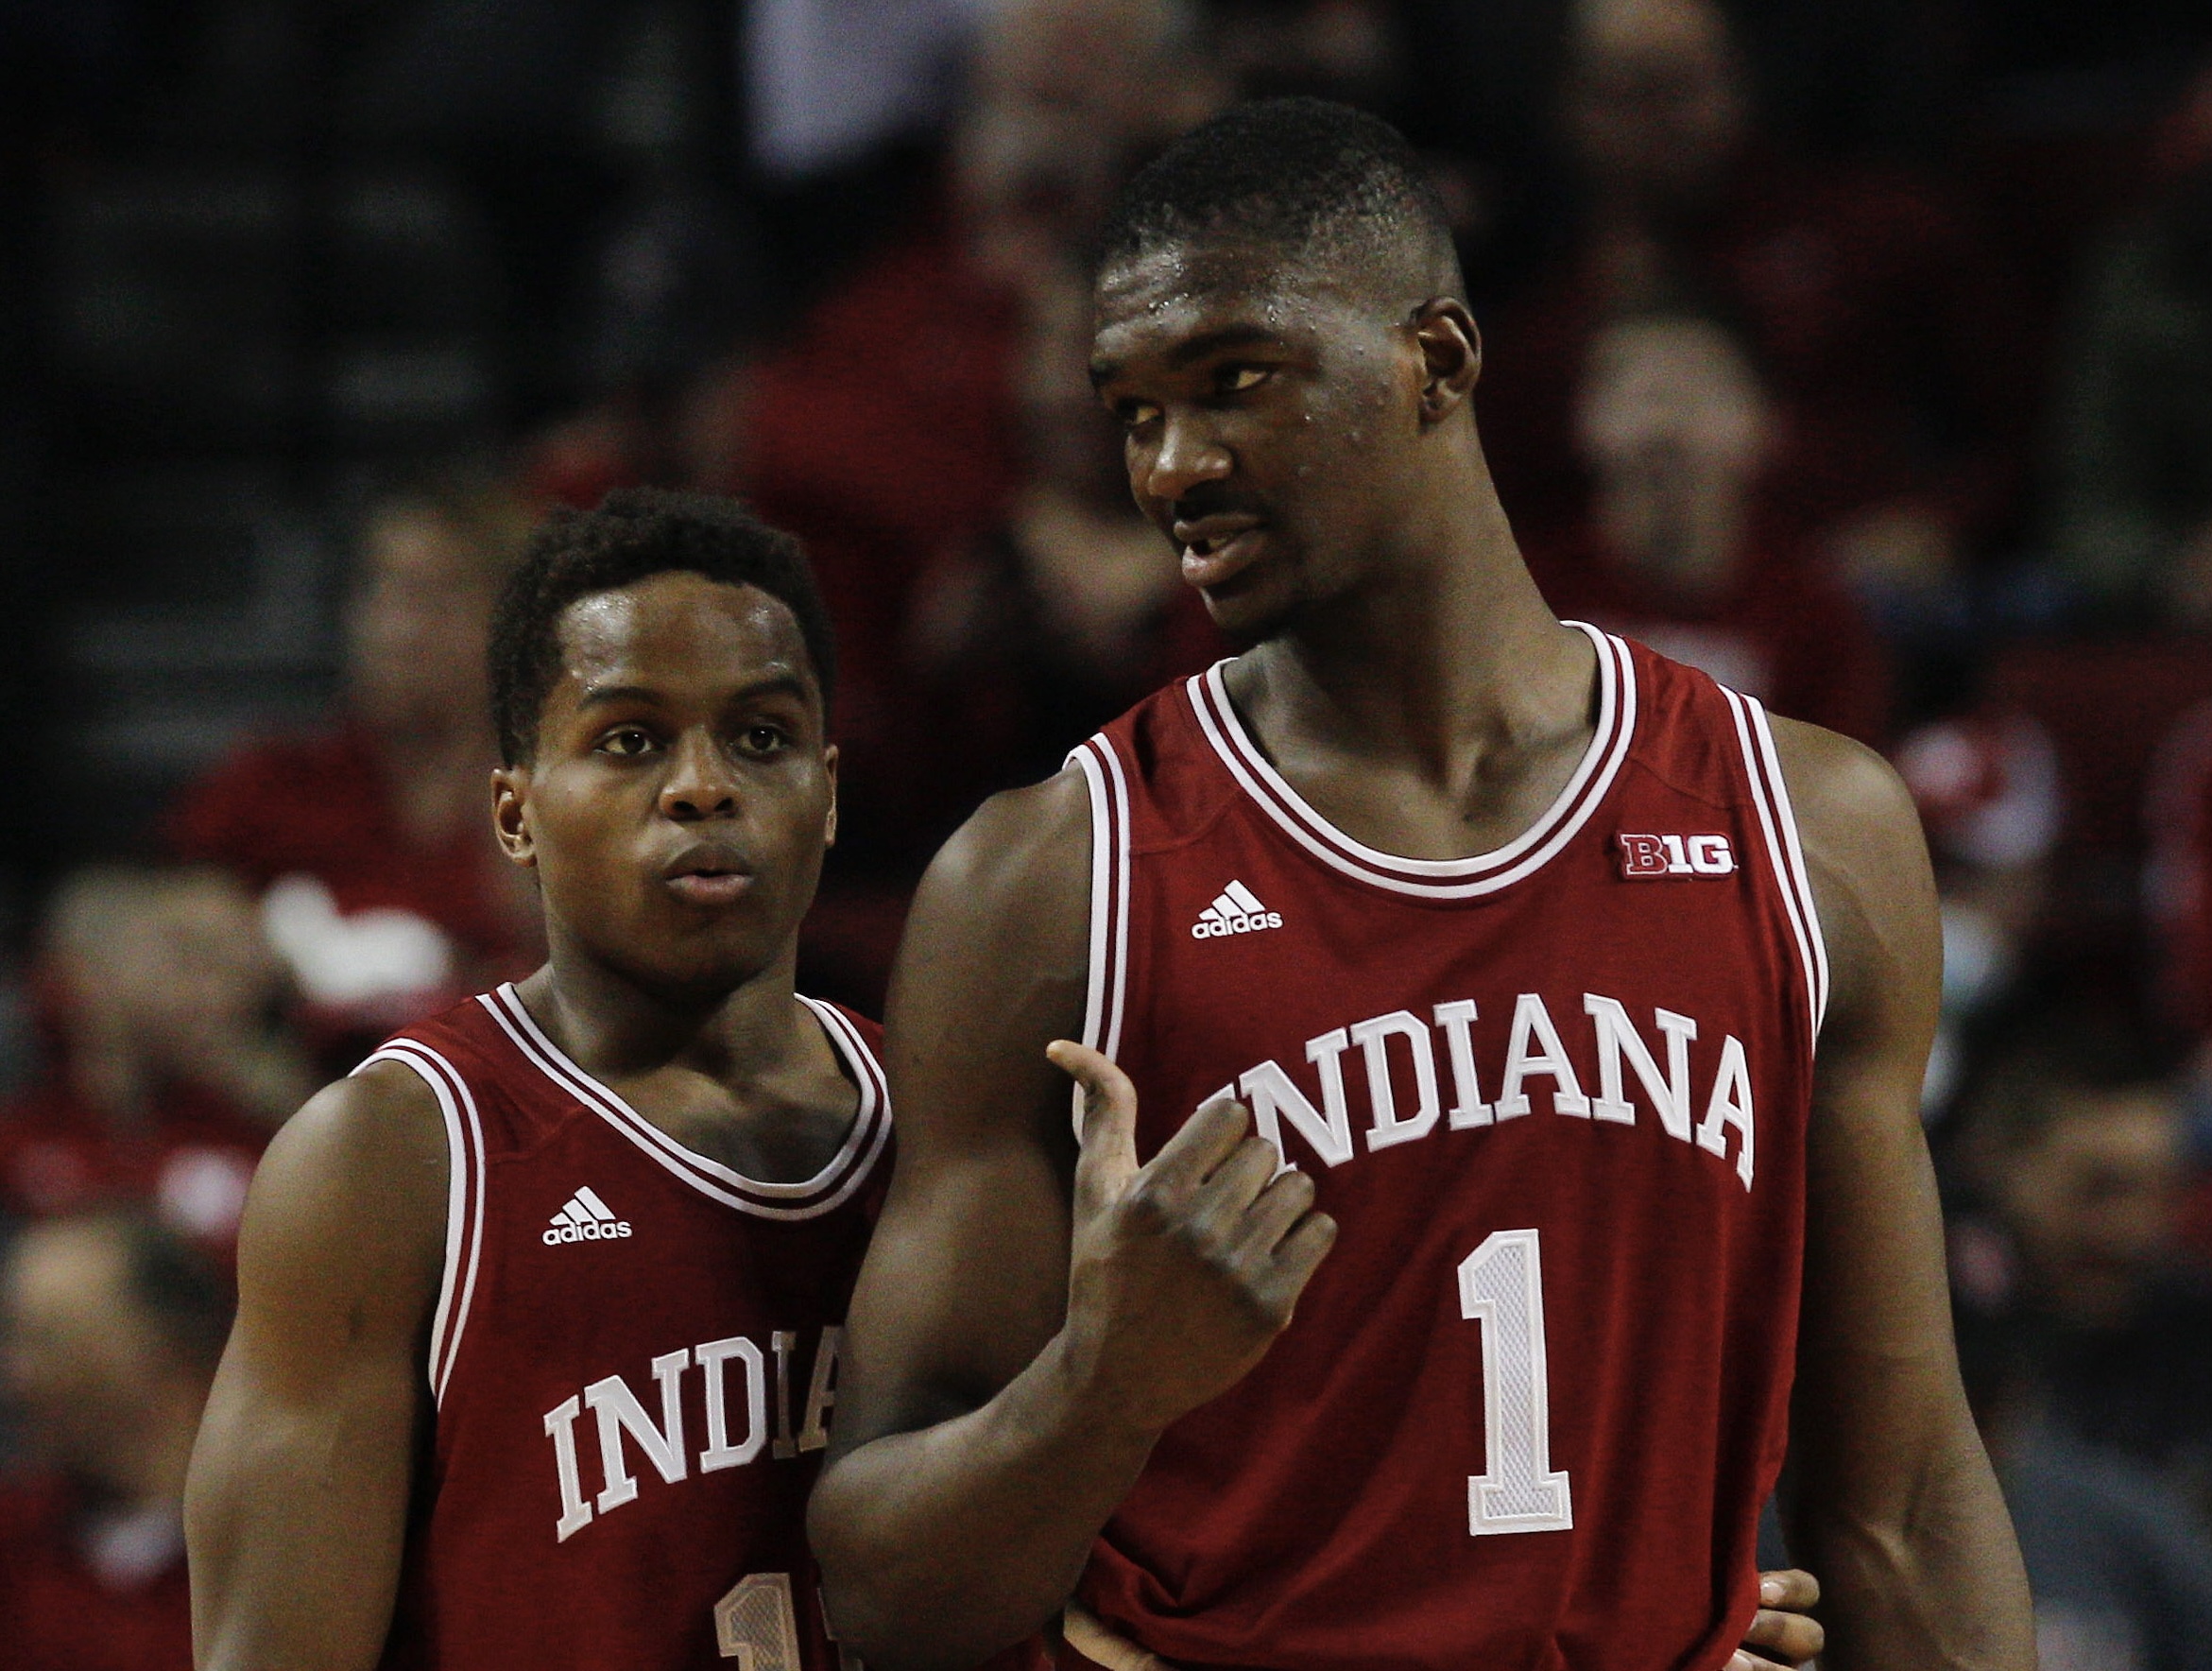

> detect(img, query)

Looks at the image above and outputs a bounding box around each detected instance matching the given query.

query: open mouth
[1174,516,1267,589]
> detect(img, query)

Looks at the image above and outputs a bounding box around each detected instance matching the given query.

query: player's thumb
[1048,1040,1140,1212]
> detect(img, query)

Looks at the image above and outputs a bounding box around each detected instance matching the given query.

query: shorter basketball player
[185,490,887,1669]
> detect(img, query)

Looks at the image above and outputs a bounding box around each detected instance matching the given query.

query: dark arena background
[3,2,2212,1664]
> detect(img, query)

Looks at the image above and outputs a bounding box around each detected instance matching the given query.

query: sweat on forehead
[1093,231,1440,334]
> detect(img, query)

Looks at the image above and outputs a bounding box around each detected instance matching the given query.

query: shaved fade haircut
[1096,96,1463,299]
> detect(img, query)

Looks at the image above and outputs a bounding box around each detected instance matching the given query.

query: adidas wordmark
[1192,880,1284,939]
[543,1185,633,1246]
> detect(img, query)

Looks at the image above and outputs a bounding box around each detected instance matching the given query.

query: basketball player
[185,490,888,1668]
[809,100,2034,1670]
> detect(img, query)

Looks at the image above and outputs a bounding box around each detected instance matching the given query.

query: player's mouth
[1174,514,1267,590]
[661,844,755,907]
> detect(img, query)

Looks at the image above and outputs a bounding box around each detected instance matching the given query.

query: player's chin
[1198,568,1298,646]
[638,936,782,1001]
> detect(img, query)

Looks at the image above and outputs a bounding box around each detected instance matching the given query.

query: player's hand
[1049,1041,1338,1435]
[1731,1569,1822,1669]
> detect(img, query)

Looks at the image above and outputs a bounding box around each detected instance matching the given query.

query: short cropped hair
[488,488,835,766]
[1095,96,1460,295]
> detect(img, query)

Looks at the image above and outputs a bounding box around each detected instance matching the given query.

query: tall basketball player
[810,101,2034,1670]
[185,491,888,1668]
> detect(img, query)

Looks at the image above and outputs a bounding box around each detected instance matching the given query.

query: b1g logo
[1616,833,1736,880]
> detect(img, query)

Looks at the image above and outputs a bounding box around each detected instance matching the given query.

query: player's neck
[519,938,811,1091]
[1236,495,1586,783]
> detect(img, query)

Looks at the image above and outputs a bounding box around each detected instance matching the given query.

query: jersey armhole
[355,1042,487,1405]
[1066,738,1132,1135]
[1720,692,1833,1047]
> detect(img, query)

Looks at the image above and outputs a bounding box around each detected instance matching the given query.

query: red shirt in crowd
[1527,525,1891,747]
[167,723,537,1038]
[1481,155,2032,552]
[0,1076,268,1254]
[0,1476,192,1671]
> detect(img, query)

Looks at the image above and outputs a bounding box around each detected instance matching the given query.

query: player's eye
[1219,364,1269,394]
[736,724,791,757]
[1117,399,1162,430]
[596,727,658,757]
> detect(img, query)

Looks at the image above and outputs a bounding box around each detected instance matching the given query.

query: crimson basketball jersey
[1064,627,1825,1671]
[359,984,891,1671]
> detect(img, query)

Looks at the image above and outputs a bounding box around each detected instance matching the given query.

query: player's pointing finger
[1049,1041,1140,1211]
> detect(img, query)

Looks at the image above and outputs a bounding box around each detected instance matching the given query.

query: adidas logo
[1191,880,1284,939]
[542,1186,633,1246]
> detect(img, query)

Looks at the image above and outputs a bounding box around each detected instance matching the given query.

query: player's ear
[491,766,539,868]
[1411,299,1481,424]
[821,745,839,850]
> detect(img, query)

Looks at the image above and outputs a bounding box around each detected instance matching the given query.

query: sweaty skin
[185,574,854,1670]
[811,233,2030,1670]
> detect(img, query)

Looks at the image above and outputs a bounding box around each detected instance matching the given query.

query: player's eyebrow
[719,672,814,709]
[576,672,814,711]
[574,682,661,710]
[1089,324,1288,389]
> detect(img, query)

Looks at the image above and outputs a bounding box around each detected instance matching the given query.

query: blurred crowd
[8,0,2212,1666]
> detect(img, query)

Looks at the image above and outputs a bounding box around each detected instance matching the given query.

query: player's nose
[658,730,739,820]
[1140,411,1232,506]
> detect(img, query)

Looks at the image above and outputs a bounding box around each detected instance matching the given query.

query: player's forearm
[1784,1411,2034,1671]
[812,1329,1163,1671]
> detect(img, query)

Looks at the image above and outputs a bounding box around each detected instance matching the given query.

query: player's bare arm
[184,1061,448,1671]
[811,770,1336,1669]
[1769,715,2034,1670]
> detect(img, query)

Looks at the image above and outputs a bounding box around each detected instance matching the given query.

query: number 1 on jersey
[1459,1228,1573,1535]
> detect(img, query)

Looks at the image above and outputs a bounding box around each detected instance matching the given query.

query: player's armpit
[185,1063,448,1671]
[1765,719,2034,1671]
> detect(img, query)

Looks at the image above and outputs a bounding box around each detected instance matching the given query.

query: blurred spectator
[798,262,1227,1003]
[897,271,1226,838]
[1969,1327,2212,1671]
[1948,1022,2212,1521]
[2146,694,2212,1044]
[168,476,541,1056]
[1479,0,2032,612]
[737,0,1221,553]
[2046,60,2212,621]
[1526,302,1890,745]
[1207,0,1408,114]
[1897,704,2063,1112]
[0,1212,230,1671]
[0,868,306,1253]
[748,0,979,181]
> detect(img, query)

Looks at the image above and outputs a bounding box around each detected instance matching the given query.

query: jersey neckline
[1185,622,1638,901]
[479,984,891,1221]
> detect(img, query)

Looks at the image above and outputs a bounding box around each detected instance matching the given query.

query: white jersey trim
[355,1041,486,1405]
[1722,688,1830,1046]
[1067,739,1133,1138]
[481,985,892,1222]
[1068,740,1133,1060]
[1187,623,1638,900]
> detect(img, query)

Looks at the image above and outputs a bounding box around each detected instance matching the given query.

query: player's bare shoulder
[235,1059,450,1313]
[1762,714,1941,1028]
[881,766,1094,1156]
[894,766,1093,1010]
[917,767,1092,933]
